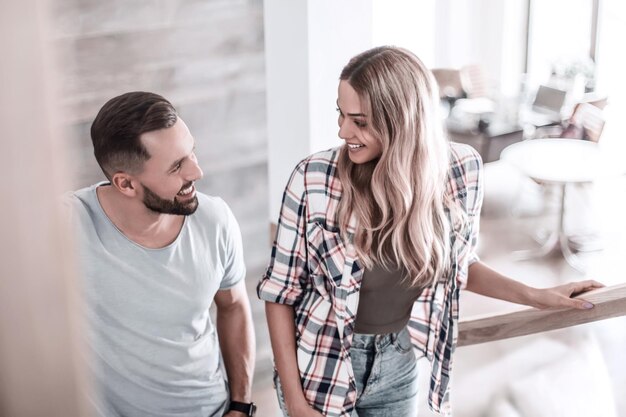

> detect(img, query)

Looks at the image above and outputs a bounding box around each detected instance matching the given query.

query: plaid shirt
[257,143,483,417]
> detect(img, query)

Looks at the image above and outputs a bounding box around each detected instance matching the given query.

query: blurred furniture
[583,95,609,110]
[434,65,522,162]
[520,85,568,127]
[535,101,606,142]
[563,102,605,142]
[447,117,523,163]
[432,65,491,99]
[501,139,621,272]
[431,68,464,100]
[460,64,490,98]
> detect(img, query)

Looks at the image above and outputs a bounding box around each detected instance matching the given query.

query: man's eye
[172,163,182,172]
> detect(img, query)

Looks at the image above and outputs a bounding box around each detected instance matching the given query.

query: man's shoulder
[190,193,240,250]
[192,192,233,226]
[62,183,102,219]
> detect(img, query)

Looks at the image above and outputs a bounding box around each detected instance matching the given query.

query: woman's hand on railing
[458,283,626,346]
[528,280,605,310]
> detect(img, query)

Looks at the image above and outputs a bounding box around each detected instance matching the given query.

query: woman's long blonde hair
[337,46,463,288]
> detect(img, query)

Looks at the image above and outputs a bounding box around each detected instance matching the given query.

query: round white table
[501,138,621,272]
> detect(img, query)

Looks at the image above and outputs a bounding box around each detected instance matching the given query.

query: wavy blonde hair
[337,46,464,288]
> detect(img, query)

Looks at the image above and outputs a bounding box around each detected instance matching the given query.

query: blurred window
[527,0,594,89]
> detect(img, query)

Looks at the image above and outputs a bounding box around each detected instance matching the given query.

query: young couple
[70,46,601,417]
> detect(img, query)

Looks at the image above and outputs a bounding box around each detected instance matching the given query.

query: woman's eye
[354,120,367,128]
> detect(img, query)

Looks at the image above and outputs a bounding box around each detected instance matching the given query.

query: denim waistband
[351,327,407,352]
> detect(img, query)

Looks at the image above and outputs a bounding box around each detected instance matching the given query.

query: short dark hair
[90,91,178,179]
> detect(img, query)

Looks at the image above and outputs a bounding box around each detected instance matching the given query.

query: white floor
[246,160,626,416]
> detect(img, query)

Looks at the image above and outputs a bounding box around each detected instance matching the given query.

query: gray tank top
[354,264,424,334]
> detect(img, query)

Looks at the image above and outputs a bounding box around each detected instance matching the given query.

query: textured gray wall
[52,0,269,269]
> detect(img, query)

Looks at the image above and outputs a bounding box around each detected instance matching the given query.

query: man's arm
[215,280,255,406]
[465,261,604,310]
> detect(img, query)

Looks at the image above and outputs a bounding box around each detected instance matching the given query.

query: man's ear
[110,172,137,197]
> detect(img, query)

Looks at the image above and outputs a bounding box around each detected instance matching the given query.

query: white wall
[372,0,436,67]
[264,0,312,222]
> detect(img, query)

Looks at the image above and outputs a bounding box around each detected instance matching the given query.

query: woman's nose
[338,119,352,140]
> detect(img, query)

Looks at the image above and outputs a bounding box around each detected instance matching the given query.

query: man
[66,92,256,417]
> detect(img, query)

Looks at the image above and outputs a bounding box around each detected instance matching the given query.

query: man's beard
[141,183,199,215]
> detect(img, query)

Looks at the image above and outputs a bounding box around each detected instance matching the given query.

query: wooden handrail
[458,283,626,347]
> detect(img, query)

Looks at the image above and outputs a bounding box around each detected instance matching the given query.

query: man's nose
[185,158,203,181]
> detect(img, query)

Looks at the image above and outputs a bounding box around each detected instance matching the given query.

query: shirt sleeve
[218,200,247,290]
[466,151,484,266]
[257,159,309,305]
[454,146,484,289]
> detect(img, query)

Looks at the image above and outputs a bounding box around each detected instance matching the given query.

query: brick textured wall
[52,0,269,269]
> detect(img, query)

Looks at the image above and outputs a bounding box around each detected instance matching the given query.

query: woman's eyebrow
[336,101,367,117]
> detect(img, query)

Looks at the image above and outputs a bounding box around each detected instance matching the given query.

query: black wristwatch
[229,401,257,416]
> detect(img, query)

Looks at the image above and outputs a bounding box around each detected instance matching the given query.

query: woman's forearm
[465,261,536,306]
[465,261,602,310]
[265,302,310,413]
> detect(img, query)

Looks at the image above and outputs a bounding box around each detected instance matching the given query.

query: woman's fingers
[569,280,605,297]
[564,296,595,310]
[560,280,604,309]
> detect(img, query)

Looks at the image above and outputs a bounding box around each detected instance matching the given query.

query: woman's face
[337,80,383,164]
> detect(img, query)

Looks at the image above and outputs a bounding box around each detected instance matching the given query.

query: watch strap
[229,400,256,416]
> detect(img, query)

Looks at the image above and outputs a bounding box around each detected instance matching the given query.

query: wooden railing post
[458,284,626,347]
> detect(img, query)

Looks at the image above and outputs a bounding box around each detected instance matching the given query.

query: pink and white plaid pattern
[258,143,483,416]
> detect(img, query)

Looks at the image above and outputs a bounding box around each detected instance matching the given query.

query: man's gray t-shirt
[67,183,246,417]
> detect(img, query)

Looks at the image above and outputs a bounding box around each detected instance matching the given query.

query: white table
[501,138,621,272]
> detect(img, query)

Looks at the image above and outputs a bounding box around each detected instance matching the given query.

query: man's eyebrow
[168,156,186,171]
[168,144,195,171]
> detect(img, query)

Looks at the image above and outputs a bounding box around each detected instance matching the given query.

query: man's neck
[96,185,185,249]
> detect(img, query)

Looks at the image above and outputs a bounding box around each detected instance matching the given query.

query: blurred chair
[535,101,606,143]
[460,64,490,99]
[431,68,465,100]
[560,102,605,142]
[582,94,609,110]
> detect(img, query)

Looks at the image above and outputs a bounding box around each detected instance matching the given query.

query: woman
[257,46,601,417]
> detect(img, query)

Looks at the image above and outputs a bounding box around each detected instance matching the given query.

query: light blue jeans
[350,327,419,416]
[274,326,419,417]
